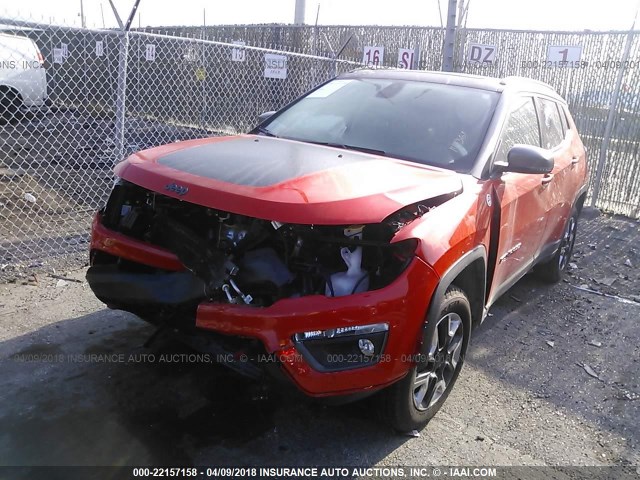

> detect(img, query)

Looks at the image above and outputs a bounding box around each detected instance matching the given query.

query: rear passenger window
[538,98,565,149]
[494,96,540,162]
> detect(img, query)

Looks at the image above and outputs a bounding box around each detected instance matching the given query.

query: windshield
[261,78,499,172]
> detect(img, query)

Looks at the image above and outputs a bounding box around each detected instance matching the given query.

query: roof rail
[500,76,554,89]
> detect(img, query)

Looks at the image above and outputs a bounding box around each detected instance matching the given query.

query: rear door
[536,98,583,251]
[488,95,554,302]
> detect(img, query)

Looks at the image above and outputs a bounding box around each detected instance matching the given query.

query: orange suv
[86,70,588,431]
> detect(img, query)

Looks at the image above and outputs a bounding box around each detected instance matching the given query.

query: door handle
[571,156,580,165]
[541,173,554,185]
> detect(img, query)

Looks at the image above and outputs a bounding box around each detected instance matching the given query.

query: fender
[425,245,488,329]
[574,182,589,212]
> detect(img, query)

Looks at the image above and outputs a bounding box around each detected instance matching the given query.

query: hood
[114,135,463,225]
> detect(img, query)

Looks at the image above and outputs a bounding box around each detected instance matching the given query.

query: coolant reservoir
[325,226,369,297]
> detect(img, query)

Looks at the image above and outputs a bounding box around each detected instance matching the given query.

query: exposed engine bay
[94,180,440,307]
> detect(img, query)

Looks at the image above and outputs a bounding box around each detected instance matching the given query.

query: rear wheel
[383,285,471,432]
[536,209,579,283]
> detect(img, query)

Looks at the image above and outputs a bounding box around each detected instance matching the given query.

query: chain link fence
[454,28,640,218]
[0,17,359,279]
[138,24,446,70]
[137,24,640,218]
[1,16,640,280]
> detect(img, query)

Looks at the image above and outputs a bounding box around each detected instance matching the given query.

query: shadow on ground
[0,309,408,467]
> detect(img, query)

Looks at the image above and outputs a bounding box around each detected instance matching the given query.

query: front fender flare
[425,245,487,329]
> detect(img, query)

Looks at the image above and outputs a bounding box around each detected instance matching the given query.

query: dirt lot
[0,212,639,472]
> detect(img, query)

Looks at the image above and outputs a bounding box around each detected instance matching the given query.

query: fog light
[358,338,375,356]
[294,323,388,342]
[293,323,388,372]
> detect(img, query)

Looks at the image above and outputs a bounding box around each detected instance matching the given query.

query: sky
[2,0,639,31]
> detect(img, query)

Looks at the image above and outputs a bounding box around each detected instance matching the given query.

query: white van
[0,32,48,119]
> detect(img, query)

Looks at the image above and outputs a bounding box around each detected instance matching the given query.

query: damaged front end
[86,178,454,389]
[88,179,443,314]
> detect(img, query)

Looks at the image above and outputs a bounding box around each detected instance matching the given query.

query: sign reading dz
[467,43,497,64]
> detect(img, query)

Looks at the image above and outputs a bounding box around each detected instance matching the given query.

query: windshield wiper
[256,126,277,137]
[304,141,386,156]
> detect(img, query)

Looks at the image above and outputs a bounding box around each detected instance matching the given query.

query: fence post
[113,31,130,164]
[108,0,141,164]
[442,0,458,72]
[590,30,636,208]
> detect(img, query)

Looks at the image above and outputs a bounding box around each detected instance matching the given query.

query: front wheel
[383,285,471,432]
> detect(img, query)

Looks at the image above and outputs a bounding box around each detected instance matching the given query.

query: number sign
[363,46,384,67]
[53,48,64,64]
[231,41,246,62]
[145,44,156,62]
[547,46,582,64]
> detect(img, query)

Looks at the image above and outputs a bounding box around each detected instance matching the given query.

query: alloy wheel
[413,313,464,411]
[558,216,577,271]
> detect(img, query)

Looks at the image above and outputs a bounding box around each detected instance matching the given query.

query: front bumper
[86,265,206,307]
[88,213,439,397]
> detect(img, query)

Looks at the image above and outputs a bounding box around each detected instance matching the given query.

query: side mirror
[257,111,276,123]
[498,144,554,174]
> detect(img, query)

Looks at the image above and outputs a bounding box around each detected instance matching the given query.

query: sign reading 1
[363,46,384,67]
[397,48,419,69]
[547,46,582,64]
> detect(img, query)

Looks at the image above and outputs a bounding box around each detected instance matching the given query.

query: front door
[488,95,555,302]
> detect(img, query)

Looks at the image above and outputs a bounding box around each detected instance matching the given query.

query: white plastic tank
[325,226,369,297]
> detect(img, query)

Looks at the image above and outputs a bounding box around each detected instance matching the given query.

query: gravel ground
[0,212,638,472]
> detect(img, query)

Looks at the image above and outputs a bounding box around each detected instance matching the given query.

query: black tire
[0,88,22,124]
[383,285,471,432]
[536,209,579,284]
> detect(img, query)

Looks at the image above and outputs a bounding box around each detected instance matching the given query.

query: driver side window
[494,96,541,164]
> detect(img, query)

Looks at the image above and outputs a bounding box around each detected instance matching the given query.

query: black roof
[340,68,564,102]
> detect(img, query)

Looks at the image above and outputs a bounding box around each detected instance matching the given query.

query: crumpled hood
[114,135,463,225]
